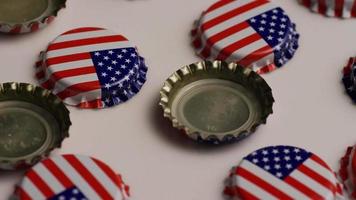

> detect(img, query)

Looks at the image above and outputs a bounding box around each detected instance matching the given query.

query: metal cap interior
[159,61,274,143]
[0,0,66,27]
[0,82,71,170]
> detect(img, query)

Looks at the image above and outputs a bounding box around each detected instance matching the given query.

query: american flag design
[299,0,356,18]
[225,146,345,200]
[35,27,147,109]
[342,57,356,102]
[13,155,130,200]
[339,146,356,200]
[192,0,299,74]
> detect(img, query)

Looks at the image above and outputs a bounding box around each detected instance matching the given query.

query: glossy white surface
[0,0,356,199]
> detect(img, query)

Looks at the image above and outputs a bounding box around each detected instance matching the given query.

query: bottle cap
[299,0,356,18]
[225,145,345,200]
[0,82,71,170]
[339,145,356,199]
[159,60,274,144]
[342,57,356,102]
[36,27,148,109]
[191,0,299,74]
[13,154,130,199]
[0,0,66,34]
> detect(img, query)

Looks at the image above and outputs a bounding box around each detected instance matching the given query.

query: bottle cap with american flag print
[191,0,300,74]
[36,27,148,109]
[12,154,130,200]
[342,57,356,102]
[224,145,345,200]
[299,0,356,18]
[0,0,66,34]
[159,60,274,144]
[339,145,356,199]
[0,83,71,170]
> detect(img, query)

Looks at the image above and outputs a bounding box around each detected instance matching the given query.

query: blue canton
[90,48,139,107]
[245,146,311,180]
[248,8,293,67]
[50,187,87,200]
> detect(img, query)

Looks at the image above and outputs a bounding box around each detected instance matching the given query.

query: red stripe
[343,57,354,75]
[56,81,101,99]
[301,0,311,7]
[191,28,198,36]
[26,170,55,198]
[64,155,113,199]
[298,164,337,193]
[351,1,356,17]
[192,37,202,49]
[35,60,42,68]
[236,167,293,200]
[42,159,74,188]
[93,158,123,190]
[10,25,22,34]
[236,186,259,200]
[205,0,235,13]
[217,33,261,60]
[201,21,250,58]
[310,155,333,172]
[202,0,269,31]
[77,99,103,109]
[15,187,32,200]
[46,16,55,24]
[46,52,92,66]
[335,0,345,17]
[47,35,127,51]
[317,0,327,15]
[30,22,40,32]
[257,63,276,74]
[50,66,96,82]
[238,45,272,66]
[284,176,324,200]
[208,21,250,44]
[36,71,45,79]
[336,182,343,194]
[63,27,104,35]
[41,80,55,90]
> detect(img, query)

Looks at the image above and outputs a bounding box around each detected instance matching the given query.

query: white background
[0,0,356,199]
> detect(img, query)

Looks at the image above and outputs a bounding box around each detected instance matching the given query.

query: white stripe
[46,59,94,74]
[235,176,278,200]
[238,161,310,199]
[203,3,276,37]
[52,156,101,199]
[290,170,333,198]
[304,157,343,195]
[47,41,132,58]
[207,27,266,60]
[251,53,275,71]
[343,1,353,18]
[76,156,123,198]
[54,29,122,43]
[310,0,320,12]
[64,89,102,106]
[51,73,99,95]
[21,177,46,199]
[325,0,336,16]
[224,39,268,62]
[304,158,336,185]
[33,163,65,194]
[203,0,253,22]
